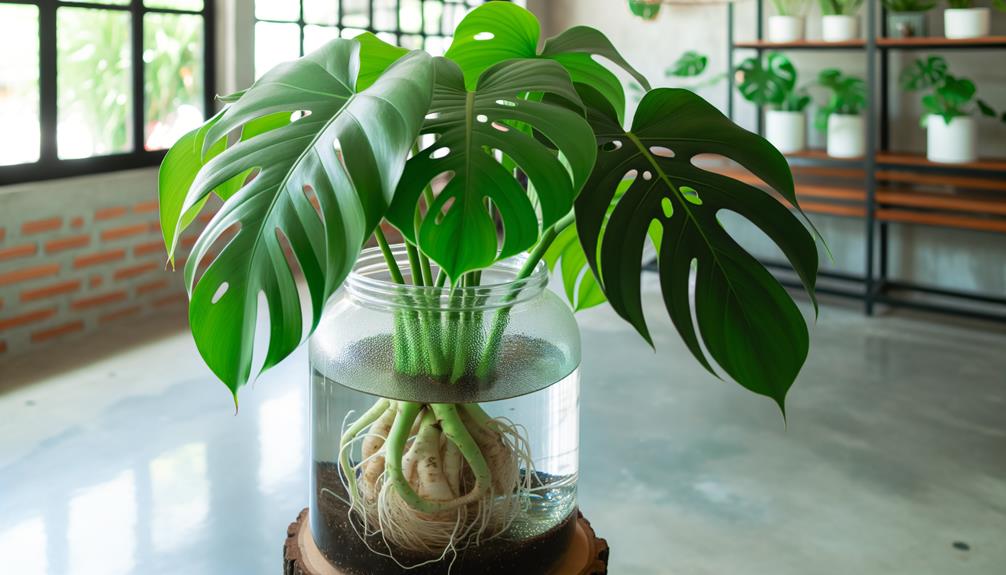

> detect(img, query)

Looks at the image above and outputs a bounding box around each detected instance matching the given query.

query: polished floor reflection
[1,280,1005,574]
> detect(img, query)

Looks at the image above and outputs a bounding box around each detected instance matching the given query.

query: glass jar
[309,245,581,575]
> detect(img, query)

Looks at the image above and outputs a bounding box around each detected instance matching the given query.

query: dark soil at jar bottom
[311,462,577,575]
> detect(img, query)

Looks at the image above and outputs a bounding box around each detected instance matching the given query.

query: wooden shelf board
[734,39,865,49]
[877,152,1006,172]
[876,209,1006,233]
[876,170,1006,192]
[800,202,866,218]
[876,189,1006,216]
[877,36,1006,48]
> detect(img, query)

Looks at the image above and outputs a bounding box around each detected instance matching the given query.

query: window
[0,0,215,184]
[253,0,519,79]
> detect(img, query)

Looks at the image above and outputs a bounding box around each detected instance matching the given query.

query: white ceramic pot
[944,8,990,39]
[926,115,976,163]
[827,114,865,158]
[822,15,859,42]
[766,110,806,154]
[768,15,805,43]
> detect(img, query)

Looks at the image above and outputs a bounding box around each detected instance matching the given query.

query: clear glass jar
[309,245,581,575]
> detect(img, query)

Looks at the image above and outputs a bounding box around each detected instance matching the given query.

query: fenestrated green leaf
[667,51,708,78]
[386,57,596,281]
[354,32,409,91]
[544,222,607,312]
[575,86,818,411]
[736,52,796,107]
[444,2,648,123]
[170,40,434,397]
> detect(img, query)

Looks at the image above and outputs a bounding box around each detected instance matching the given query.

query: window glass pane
[144,13,204,151]
[445,2,470,31]
[343,0,369,28]
[256,0,300,22]
[340,27,366,39]
[304,0,338,26]
[400,34,423,50]
[255,21,301,79]
[304,25,339,53]
[374,0,397,31]
[423,1,443,35]
[57,8,132,159]
[376,32,397,45]
[0,4,40,166]
[145,0,204,9]
[424,35,447,57]
[399,0,421,33]
[73,0,129,5]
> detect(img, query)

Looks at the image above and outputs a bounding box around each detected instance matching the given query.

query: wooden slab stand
[284,508,609,575]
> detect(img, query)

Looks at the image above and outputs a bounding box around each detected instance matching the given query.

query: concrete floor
[1,277,1005,574]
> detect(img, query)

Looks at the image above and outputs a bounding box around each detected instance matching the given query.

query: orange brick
[152,294,186,308]
[0,244,37,262]
[89,275,104,289]
[74,249,126,269]
[71,291,128,311]
[0,340,6,354]
[95,206,128,221]
[114,261,159,281]
[31,320,85,343]
[136,278,169,295]
[0,264,60,287]
[21,280,82,302]
[71,217,85,228]
[134,240,166,257]
[134,200,159,214]
[181,235,198,248]
[100,305,142,324]
[0,228,6,242]
[148,221,162,233]
[45,235,91,253]
[101,223,150,241]
[0,307,57,330]
[22,218,62,235]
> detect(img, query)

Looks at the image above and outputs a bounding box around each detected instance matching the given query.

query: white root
[327,399,549,568]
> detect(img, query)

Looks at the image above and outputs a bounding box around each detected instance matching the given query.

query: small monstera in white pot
[943,0,1005,38]
[769,0,811,42]
[819,0,865,41]
[737,52,812,153]
[815,69,868,158]
[902,56,1004,163]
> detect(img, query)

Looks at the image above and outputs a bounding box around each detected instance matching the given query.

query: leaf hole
[495,99,516,108]
[650,146,675,158]
[302,184,322,221]
[602,140,623,152]
[211,282,229,304]
[473,31,495,41]
[476,114,488,123]
[661,197,674,219]
[490,121,509,133]
[290,110,312,122]
[430,146,450,160]
[681,186,703,205]
[425,112,440,120]
[643,171,653,181]
[435,196,455,225]
[623,169,639,181]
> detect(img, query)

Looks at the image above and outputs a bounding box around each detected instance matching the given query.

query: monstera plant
[160,3,817,572]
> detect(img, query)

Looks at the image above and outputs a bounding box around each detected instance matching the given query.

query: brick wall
[0,168,199,358]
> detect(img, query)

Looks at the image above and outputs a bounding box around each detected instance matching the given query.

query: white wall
[538,0,1006,297]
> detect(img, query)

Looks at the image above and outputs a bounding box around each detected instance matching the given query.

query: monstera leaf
[574,86,818,410]
[444,2,649,122]
[163,40,434,396]
[736,52,796,107]
[667,51,708,78]
[385,57,597,280]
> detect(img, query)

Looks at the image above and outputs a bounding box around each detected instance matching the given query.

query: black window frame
[253,0,510,74]
[0,0,216,186]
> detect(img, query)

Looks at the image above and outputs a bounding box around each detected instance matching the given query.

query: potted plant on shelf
[159,3,819,574]
[901,55,1003,163]
[815,68,868,158]
[768,0,811,42]
[737,52,812,153]
[628,0,663,20]
[819,0,865,41]
[943,0,1005,38]
[882,0,937,38]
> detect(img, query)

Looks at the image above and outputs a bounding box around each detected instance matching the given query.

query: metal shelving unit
[725,0,1006,322]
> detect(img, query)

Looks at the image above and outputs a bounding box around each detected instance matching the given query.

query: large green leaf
[574,87,818,410]
[385,57,596,280]
[544,222,607,312]
[443,2,649,123]
[165,40,434,397]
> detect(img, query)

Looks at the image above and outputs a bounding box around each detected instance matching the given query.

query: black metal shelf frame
[725,0,1006,323]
